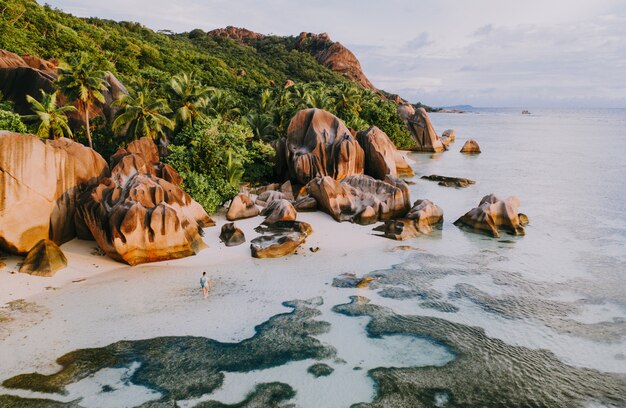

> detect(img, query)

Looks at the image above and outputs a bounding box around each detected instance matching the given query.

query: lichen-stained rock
[286,109,364,184]
[356,126,414,179]
[406,199,444,234]
[78,139,213,265]
[307,175,410,225]
[219,223,246,247]
[227,194,259,221]
[460,139,481,154]
[255,190,287,208]
[19,239,67,277]
[398,105,445,152]
[261,199,297,225]
[454,194,525,238]
[0,132,108,254]
[421,174,476,188]
[250,221,313,258]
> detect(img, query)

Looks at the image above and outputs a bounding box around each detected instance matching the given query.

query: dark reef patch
[334,296,626,408]
[1,298,334,406]
[307,363,334,377]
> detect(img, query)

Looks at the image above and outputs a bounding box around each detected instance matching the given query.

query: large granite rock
[255,190,288,208]
[441,129,456,147]
[375,199,443,240]
[460,139,481,154]
[18,239,67,277]
[356,126,414,179]
[397,105,445,152]
[406,199,444,234]
[261,199,297,225]
[250,221,313,258]
[454,194,526,237]
[78,138,213,265]
[226,194,259,221]
[219,223,246,247]
[286,109,364,184]
[0,132,108,254]
[295,32,377,91]
[307,174,410,225]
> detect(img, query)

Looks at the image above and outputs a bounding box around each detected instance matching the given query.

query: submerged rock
[219,223,246,247]
[0,132,108,255]
[454,194,525,237]
[357,126,414,179]
[398,106,445,152]
[261,199,297,225]
[19,239,67,277]
[78,138,213,265]
[308,363,334,377]
[250,221,312,258]
[227,193,259,221]
[286,108,364,184]
[421,174,475,188]
[460,139,481,154]
[307,175,411,225]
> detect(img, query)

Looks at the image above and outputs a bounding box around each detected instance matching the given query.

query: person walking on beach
[200,272,210,298]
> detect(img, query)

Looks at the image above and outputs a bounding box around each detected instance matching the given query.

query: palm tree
[245,112,276,140]
[57,53,109,149]
[308,89,336,111]
[335,83,363,116]
[23,90,76,139]
[168,72,211,128]
[112,89,174,142]
[225,148,244,186]
[205,89,240,120]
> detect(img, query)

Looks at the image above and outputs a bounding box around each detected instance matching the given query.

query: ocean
[0,108,624,407]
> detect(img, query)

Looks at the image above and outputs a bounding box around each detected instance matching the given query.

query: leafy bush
[165,117,274,213]
[0,109,28,133]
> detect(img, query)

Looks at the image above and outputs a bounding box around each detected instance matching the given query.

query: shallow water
[1,108,625,407]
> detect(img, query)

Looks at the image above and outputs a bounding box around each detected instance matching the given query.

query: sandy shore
[0,209,411,405]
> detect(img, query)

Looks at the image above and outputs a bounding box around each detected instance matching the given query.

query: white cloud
[40,0,626,107]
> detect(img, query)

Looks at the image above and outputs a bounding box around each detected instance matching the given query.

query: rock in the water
[0,132,108,255]
[397,105,445,152]
[440,129,456,147]
[255,190,288,208]
[250,221,312,258]
[356,126,414,179]
[454,194,525,237]
[374,219,420,241]
[286,108,364,184]
[219,223,246,247]
[307,174,411,225]
[307,363,334,377]
[78,139,213,265]
[406,199,444,234]
[227,194,259,221]
[19,239,67,277]
[261,199,297,225]
[421,174,476,188]
[460,139,481,154]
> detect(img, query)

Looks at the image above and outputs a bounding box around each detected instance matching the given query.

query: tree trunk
[84,104,93,149]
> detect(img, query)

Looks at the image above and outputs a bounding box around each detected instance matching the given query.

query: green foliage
[165,117,273,213]
[0,109,28,133]
[112,88,174,141]
[23,90,76,139]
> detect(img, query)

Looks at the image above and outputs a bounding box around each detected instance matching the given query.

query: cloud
[405,32,433,49]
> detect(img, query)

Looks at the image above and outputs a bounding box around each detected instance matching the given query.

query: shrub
[0,109,28,133]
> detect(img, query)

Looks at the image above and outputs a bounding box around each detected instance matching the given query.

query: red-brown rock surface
[286,108,364,184]
[78,138,213,265]
[261,199,297,225]
[356,126,414,179]
[454,194,526,237]
[307,175,410,225]
[250,221,312,258]
[207,26,265,42]
[397,105,445,152]
[0,49,127,125]
[227,193,259,221]
[0,132,108,254]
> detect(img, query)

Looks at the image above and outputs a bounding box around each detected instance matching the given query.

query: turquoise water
[1,108,625,407]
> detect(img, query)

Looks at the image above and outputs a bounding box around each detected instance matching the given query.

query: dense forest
[0,0,421,213]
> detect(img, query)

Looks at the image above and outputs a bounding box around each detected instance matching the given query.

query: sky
[41,0,626,108]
